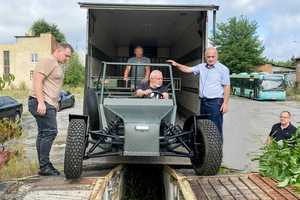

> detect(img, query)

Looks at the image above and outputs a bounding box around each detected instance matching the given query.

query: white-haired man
[136,70,169,99]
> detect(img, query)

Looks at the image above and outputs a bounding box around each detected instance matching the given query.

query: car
[58,91,75,111]
[0,96,23,121]
[64,62,222,179]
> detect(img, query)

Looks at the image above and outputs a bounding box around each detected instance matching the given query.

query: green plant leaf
[278,178,290,188]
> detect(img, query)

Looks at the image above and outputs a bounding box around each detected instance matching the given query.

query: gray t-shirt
[127,56,151,78]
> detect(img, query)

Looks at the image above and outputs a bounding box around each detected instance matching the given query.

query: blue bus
[230,72,286,100]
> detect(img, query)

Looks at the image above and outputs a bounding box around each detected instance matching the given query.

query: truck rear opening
[80,2,218,116]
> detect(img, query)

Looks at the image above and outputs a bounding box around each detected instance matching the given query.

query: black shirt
[136,82,168,97]
[269,123,297,141]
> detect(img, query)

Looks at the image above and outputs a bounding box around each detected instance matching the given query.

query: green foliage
[30,19,65,42]
[255,128,300,187]
[267,57,296,69]
[0,74,15,90]
[64,53,84,87]
[211,16,265,73]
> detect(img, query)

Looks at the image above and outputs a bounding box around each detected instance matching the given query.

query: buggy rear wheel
[184,118,222,175]
[86,88,100,140]
[64,118,87,179]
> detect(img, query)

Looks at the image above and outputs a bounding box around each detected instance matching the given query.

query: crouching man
[267,111,297,144]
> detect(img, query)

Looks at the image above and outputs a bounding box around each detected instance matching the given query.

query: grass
[62,85,84,98]
[0,119,22,144]
[0,144,38,180]
[0,89,30,101]
[0,85,83,102]
[0,119,38,180]
[218,166,239,174]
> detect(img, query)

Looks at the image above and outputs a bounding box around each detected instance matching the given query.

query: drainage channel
[1,165,300,200]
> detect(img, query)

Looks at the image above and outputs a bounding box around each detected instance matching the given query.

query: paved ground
[21,96,300,172]
[223,96,300,171]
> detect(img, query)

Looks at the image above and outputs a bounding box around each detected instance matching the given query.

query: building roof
[79,1,219,11]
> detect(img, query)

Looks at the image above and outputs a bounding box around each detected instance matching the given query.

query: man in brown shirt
[28,43,73,176]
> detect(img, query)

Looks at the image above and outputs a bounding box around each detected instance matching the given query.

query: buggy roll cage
[97,62,178,105]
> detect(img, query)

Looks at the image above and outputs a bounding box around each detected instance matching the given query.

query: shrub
[255,128,300,187]
[18,81,28,91]
[0,119,22,144]
[0,144,38,180]
[64,53,84,87]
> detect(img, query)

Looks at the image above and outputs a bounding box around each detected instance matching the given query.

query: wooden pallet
[0,165,123,200]
[187,173,300,200]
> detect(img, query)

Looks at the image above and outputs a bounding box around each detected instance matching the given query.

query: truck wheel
[184,118,222,175]
[64,118,87,179]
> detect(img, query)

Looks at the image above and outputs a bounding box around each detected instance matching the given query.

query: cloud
[269,13,300,33]
[0,0,86,49]
[230,0,271,14]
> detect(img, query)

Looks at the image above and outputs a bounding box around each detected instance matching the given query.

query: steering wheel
[149,91,164,99]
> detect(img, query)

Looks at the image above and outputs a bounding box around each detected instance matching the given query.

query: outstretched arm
[166,60,193,73]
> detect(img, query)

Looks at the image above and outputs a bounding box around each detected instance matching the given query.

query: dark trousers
[200,98,224,142]
[28,97,58,169]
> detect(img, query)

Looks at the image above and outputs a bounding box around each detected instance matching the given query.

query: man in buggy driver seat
[135,70,169,99]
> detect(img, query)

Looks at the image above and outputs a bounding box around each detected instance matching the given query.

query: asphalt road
[22,96,300,172]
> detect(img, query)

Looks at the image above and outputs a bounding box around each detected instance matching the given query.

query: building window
[31,53,38,63]
[30,70,34,80]
[3,51,10,75]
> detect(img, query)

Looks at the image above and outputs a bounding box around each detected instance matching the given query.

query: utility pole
[296,57,300,89]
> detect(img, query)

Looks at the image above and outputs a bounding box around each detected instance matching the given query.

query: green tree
[267,57,296,68]
[30,19,65,42]
[64,53,84,87]
[211,16,265,73]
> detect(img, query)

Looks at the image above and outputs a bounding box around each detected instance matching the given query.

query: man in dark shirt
[135,70,169,99]
[267,111,297,143]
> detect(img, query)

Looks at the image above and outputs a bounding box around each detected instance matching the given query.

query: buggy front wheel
[64,118,87,179]
[184,118,223,175]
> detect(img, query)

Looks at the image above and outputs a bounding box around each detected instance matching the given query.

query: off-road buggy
[64,62,222,179]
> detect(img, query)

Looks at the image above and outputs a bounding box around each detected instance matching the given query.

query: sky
[0,0,299,61]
